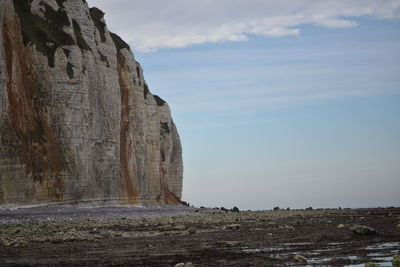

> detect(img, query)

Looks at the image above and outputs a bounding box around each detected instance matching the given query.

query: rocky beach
[1,206,399,266]
[1,1,399,266]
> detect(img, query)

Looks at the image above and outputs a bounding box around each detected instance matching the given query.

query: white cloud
[86,0,400,51]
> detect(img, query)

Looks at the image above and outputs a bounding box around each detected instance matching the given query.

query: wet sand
[0,206,399,266]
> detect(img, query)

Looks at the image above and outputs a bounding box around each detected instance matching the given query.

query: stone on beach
[350,225,376,235]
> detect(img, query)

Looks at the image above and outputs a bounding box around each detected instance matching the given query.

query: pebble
[217,241,241,247]
[225,224,240,231]
[188,227,196,234]
[284,225,295,230]
[173,225,187,231]
[174,262,195,267]
[393,255,400,267]
[293,254,307,262]
[350,225,376,235]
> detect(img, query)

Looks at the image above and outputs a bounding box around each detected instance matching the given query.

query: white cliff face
[0,0,183,205]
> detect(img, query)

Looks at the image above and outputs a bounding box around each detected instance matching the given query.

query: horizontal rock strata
[0,0,183,206]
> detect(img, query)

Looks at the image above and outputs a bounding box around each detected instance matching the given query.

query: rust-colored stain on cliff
[2,14,65,201]
[116,50,140,204]
[159,162,182,205]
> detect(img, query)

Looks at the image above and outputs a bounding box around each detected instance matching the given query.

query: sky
[87,0,400,210]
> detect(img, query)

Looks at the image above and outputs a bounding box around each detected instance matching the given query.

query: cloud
[174,87,399,113]
[87,0,400,52]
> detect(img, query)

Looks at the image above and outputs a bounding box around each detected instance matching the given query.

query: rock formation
[0,0,183,206]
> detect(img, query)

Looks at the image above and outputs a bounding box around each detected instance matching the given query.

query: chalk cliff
[0,0,183,205]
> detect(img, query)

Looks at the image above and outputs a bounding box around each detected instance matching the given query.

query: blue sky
[87,0,400,210]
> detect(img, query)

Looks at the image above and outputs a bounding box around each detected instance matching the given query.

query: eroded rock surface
[0,0,183,206]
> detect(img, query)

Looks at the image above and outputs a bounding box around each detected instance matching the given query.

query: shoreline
[0,204,199,224]
[1,207,399,266]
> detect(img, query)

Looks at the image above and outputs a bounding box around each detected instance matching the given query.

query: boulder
[337,224,345,229]
[225,224,240,231]
[350,225,376,235]
[188,227,196,234]
[393,255,400,267]
[231,207,240,212]
[293,254,307,263]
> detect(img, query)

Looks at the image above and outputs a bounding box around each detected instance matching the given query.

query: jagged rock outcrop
[0,0,183,206]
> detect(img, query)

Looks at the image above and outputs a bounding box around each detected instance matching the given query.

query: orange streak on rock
[2,14,65,201]
[159,163,184,205]
[116,51,140,204]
